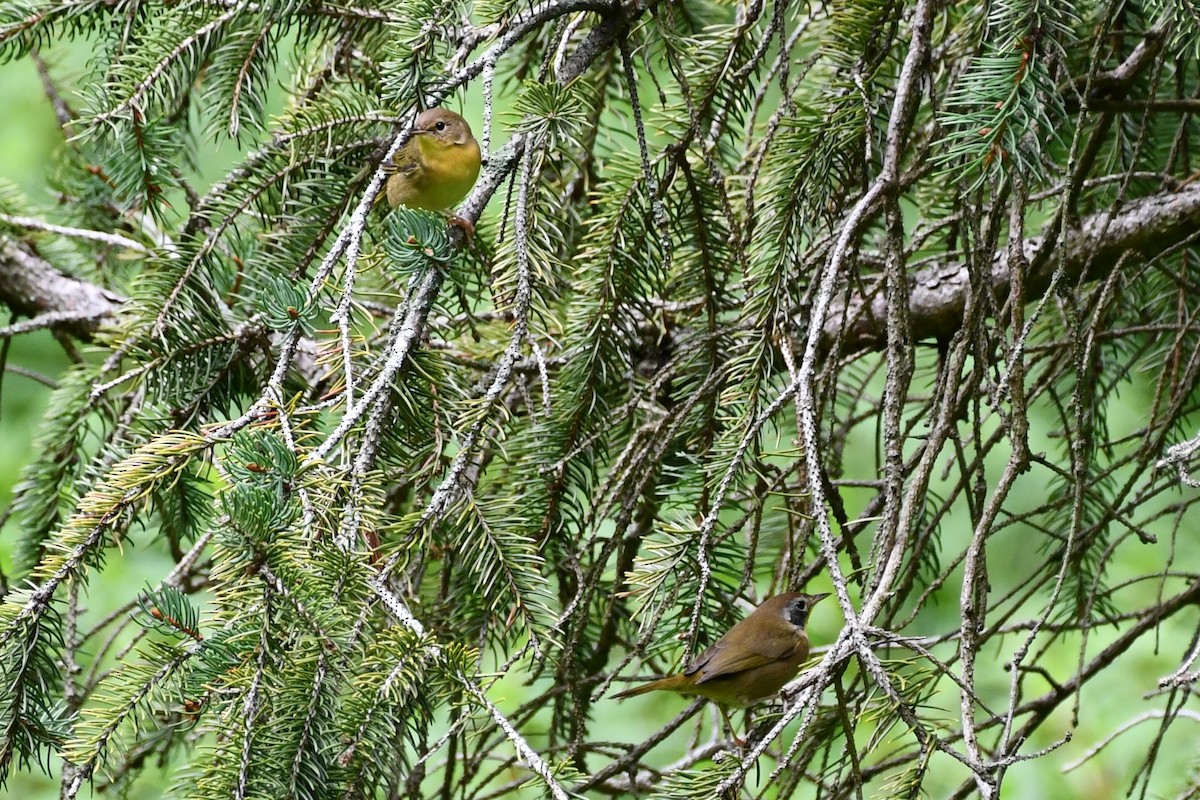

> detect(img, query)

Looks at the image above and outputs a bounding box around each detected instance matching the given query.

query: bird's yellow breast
[411,136,482,210]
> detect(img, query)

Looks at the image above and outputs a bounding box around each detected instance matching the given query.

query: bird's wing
[384,141,424,178]
[685,630,800,685]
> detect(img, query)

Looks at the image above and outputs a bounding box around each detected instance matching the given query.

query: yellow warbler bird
[382,108,482,212]
[613,593,828,708]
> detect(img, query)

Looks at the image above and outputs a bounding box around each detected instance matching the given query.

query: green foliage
[378,0,462,107]
[7,368,97,572]
[0,595,69,781]
[512,79,591,148]
[134,584,201,640]
[938,44,1067,191]
[623,519,747,660]
[257,274,318,335]
[936,0,1079,191]
[385,207,456,274]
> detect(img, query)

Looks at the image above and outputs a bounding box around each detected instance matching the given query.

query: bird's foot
[447,215,475,243]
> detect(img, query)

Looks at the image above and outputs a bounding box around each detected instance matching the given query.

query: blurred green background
[1,44,1198,800]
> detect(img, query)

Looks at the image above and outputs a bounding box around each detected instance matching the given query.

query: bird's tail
[611,674,689,700]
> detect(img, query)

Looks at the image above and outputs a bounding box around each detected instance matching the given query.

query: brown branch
[0,236,124,338]
[1070,23,1167,96]
[1083,98,1200,113]
[824,184,1200,353]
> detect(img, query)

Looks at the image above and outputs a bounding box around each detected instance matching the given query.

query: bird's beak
[811,593,831,604]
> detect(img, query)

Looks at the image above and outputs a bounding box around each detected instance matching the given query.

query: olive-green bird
[382,108,481,212]
[613,592,828,707]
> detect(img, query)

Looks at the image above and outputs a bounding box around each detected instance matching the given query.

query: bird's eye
[435,121,446,131]
[787,599,809,627]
